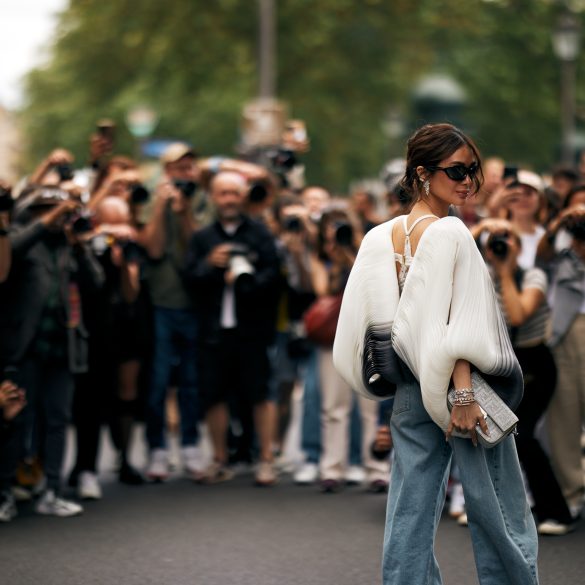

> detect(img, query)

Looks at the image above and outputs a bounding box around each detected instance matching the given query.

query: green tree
[20,0,583,189]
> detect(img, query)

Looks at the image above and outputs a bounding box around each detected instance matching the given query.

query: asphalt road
[1,447,584,585]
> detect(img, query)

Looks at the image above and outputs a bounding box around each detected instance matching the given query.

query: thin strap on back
[396,214,438,292]
[404,214,438,235]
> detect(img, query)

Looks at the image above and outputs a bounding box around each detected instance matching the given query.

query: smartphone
[96,119,116,142]
[502,166,518,182]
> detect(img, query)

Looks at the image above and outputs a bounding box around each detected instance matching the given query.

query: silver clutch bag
[447,372,518,448]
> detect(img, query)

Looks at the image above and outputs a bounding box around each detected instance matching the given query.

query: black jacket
[185,216,281,344]
[0,220,104,372]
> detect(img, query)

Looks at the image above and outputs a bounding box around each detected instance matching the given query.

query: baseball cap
[517,170,544,194]
[160,142,197,165]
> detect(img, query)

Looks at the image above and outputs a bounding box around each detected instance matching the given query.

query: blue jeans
[383,381,538,585]
[146,307,199,450]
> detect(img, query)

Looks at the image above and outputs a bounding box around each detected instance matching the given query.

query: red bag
[303,294,343,346]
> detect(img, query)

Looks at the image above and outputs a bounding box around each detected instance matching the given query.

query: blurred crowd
[0,123,584,537]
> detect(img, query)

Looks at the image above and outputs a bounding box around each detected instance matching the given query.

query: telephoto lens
[565,217,585,242]
[334,221,354,247]
[487,233,509,259]
[70,210,94,235]
[0,187,14,212]
[130,184,150,204]
[282,215,302,233]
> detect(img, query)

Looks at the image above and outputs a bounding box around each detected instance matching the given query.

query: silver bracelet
[452,387,475,406]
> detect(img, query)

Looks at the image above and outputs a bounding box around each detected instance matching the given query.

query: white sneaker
[449,482,465,518]
[255,460,278,486]
[78,472,102,500]
[147,448,169,482]
[36,490,83,517]
[345,465,366,486]
[293,462,319,485]
[457,513,469,527]
[181,446,205,481]
[0,491,17,522]
[537,519,574,536]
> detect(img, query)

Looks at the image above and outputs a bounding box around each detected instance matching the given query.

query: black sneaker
[119,464,145,485]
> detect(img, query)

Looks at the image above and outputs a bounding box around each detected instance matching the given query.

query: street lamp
[126,105,159,160]
[552,10,581,165]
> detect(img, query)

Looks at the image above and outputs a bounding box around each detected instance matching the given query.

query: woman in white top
[334,124,538,585]
[482,170,546,269]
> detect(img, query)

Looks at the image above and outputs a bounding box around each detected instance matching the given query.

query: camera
[70,210,94,235]
[173,180,198,198]
[120,240,143,262]
[248,181,269,204]
[282,215,303,233]
[334,221,354,247]
[564,216,585,242]
[487,232,509,259]
[267,148,297,171]
[228,243,256,281]
[0,186,13,213]
[55,163,74,182]
[129,183,150,204]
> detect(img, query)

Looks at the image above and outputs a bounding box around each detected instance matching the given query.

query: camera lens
[130,184,150,204]
[334,222,354,247]
[488,233,509,259]
[173,180,197,198]
[70,211,94,234]
[565,217,585,242]
[283,216,302,233]
[249,182,268,203]
[56,164,74,182]
[0,187,13,212]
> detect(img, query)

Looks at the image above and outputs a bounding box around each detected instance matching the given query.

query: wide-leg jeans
[382,381,538,585]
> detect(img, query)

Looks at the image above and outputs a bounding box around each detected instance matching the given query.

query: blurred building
[0,105,22,182]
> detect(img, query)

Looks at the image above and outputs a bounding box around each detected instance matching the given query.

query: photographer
[69,197,146,498]
[87,156,143,213]
[481,169,546,269]
[0,186,103,517]
[185,171,281,486]
[308,208,389,492]
[27,148,76,187]
[137,143,203,481]
[269,198,316,461]
[0,181,12,283]
[542,200,585,521]
[476,220,573,535]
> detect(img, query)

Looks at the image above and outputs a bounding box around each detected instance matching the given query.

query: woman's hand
[446,402,490,447]
[0,381,27,421]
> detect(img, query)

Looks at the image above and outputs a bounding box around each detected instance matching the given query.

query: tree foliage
[20,0,584,189]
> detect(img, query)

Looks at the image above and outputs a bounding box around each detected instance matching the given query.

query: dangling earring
[423,180,430,197]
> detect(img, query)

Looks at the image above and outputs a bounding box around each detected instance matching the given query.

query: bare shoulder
[405,214,440,253]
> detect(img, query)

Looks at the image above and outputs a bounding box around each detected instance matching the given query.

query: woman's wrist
[452,387,475,406]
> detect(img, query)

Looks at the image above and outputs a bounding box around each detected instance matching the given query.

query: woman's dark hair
[399,123,484,201]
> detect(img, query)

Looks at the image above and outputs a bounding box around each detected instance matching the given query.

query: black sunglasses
[426,163,479,182]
